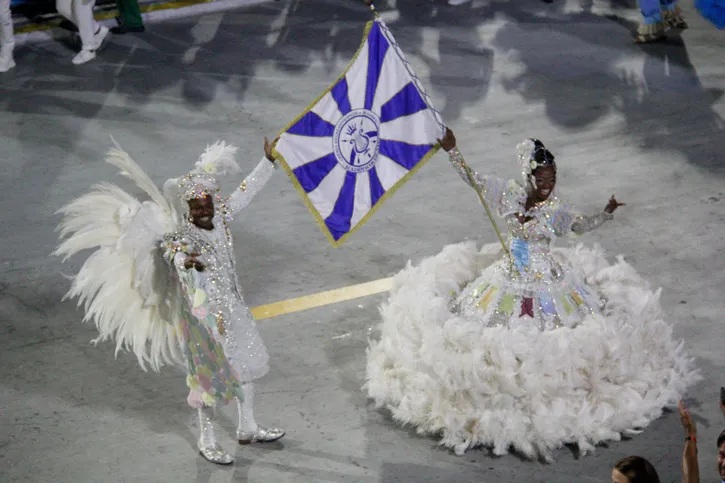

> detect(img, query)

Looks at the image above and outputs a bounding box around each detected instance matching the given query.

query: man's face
[718,442,725,480]
[188,196,214,230]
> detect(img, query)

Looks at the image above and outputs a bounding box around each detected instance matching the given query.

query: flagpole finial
[362,0,380,18]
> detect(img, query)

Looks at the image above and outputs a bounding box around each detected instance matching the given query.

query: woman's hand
[605,195,625,214]
[264,136,280,163]
[438,128,456,152]
[679,400,697,439]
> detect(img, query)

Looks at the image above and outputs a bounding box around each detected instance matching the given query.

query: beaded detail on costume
[448,147,512,211]
[225,159,275,215]
[160,241,243,408]
[164,214,270,383]
[571,212,613,234]
[197,406,234,465]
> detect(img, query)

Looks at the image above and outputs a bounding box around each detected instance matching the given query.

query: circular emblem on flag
[333,109,380,173]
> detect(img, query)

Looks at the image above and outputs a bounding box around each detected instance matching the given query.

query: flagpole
[365,2,510,257]
[460,162,511,257]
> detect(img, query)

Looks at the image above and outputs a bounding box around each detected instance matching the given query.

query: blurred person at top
[634,0,687,43]
[55,0,110,64]
[0,0,13,72]
[111,0,145,34]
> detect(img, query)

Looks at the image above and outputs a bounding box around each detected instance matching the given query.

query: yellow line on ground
[250,277,393,320]
[15,0,218,34]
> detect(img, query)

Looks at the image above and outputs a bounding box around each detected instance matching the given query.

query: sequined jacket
[161,158,276,333]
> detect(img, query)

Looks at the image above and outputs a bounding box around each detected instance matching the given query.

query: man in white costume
[162,136,285,463]
[56,137,284,465]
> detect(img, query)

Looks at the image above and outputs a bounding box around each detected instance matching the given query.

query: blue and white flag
[272,19,445,246]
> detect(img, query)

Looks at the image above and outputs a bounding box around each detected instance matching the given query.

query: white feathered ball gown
[365,146,699,460]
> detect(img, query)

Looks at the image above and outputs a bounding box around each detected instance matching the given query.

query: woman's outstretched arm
[439,128,507,208]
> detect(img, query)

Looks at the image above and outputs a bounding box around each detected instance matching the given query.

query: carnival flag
[272,18,445,246]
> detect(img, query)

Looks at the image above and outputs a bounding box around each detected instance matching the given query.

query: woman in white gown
[365,128,699,461]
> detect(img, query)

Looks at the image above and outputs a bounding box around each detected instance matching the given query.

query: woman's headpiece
[516,138,556,188]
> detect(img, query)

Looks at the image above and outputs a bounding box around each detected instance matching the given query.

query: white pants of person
[55,0,109,64]
[0,0,14,72]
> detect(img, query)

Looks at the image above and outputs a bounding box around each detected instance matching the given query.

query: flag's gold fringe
[271,19,441,248]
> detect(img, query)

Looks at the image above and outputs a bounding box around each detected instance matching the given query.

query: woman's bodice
[502,198,612,283]
[502,197,569,285]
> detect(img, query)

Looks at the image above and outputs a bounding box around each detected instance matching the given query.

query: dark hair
[614,456,660,483]
[530,139,556,171]
[717,429,725,448]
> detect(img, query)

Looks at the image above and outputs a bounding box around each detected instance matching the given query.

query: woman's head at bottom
[612,456,660,483]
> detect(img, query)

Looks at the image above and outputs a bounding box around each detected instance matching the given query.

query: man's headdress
[163,141,241,210]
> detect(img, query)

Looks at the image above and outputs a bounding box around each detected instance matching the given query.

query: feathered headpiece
[516,138,556,188]
[163,140,241,205]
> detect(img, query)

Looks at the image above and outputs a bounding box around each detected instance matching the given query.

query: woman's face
[611,468,630,483]
[533,165,556,202]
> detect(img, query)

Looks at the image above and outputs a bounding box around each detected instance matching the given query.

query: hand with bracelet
[680,400,697,443]
[679,400,700,483]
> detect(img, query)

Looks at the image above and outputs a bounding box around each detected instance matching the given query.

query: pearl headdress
[163,140,241,203]
[515,138,556,188]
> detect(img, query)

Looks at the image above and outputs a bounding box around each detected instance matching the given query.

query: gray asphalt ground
[1,0,724,481]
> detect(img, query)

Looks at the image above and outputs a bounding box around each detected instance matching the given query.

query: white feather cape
[55,142,186,372]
